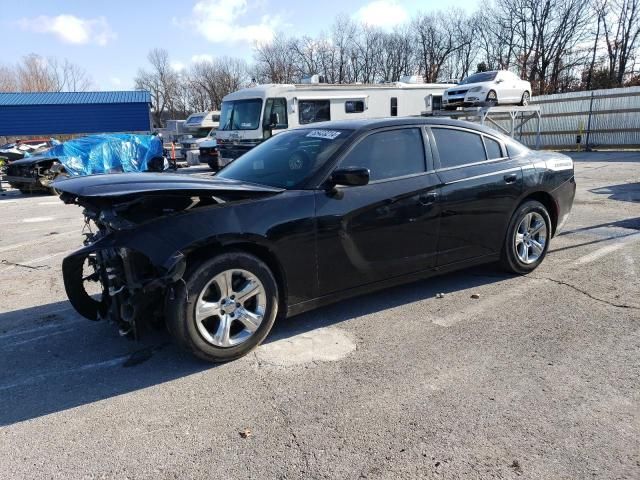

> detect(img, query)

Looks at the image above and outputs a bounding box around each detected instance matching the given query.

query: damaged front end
[56,172,283,338]
[62,203,188,338]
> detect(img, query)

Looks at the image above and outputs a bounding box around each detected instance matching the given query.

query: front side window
[345,100,365,113]
[299,100,331,124]
[218,128,352,188]
[340,128,425,181]
[432,128,486,168]
[263,97,288,129]
[219,98,263,131]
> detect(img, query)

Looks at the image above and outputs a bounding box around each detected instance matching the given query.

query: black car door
[315,127,441,296]
[428,126,523,266]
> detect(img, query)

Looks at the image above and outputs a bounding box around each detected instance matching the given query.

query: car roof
[299,117,505,137]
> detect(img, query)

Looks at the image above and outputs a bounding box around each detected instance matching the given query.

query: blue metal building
[0,91,151,136]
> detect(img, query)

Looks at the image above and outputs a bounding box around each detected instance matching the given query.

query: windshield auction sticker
[306,130,341,140]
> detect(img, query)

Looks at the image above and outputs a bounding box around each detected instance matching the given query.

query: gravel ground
[0,151,638,479]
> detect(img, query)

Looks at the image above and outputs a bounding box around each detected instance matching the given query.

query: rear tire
[166,252,279,363]
[486,90,498,106]
[500,200,551,274]
[520,91,531,106]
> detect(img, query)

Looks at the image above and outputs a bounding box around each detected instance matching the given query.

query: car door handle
[418,192,438,205]
[503,173,518,184]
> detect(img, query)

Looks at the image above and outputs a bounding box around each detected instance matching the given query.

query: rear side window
[390,97,398,116]
[432,128,486,168]
[345,100,364,113]
[484,136,503,159]
[299,100,330,124]
[340,128,425,181]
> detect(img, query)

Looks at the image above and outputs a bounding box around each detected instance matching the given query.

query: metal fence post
[585,91,595,151]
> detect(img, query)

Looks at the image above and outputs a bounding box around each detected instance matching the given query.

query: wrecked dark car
[0,138,57,162]
[5,134,165,194]
[5,155,68,194]
[55,118,575,363]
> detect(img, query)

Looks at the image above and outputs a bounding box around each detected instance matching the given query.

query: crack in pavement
[252,351,312,475]
[532,275,640,310]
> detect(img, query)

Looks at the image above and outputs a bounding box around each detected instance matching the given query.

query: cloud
[110,77,122,87]
[18,14,116,46]
[171,61,186,71]
[178,0,280,45]
[354,0,409,29]
[191,53,214,63]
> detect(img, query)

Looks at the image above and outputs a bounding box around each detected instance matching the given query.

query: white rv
[179,110,220,162]
[216,79,454,165]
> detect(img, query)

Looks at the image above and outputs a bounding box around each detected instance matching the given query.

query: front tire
[520,91,531,106]
[166,252,279,362]
[500,200,551,274]
[486,90,498,106]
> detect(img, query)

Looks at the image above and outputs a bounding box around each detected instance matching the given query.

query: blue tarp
[44,134,163,176]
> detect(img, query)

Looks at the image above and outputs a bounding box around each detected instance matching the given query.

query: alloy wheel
[522,92,530,106]
[514,212,547,264]
[195,269,266,348]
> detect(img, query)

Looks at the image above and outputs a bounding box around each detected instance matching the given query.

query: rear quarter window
[484,136,503,159]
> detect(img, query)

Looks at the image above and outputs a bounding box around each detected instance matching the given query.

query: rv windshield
[219,99,263,131]
[217,128,353,188]
[190,128,213,139]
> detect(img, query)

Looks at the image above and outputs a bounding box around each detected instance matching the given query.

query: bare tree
[187,57,248,110]
[253,34,298,83]
[413,12,462,82]
[10,54,93,92]
[0,65,17,91]
[600,0,640,85]
[134,48,182,126]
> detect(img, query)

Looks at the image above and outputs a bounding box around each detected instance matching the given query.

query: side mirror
[495,78,504,84]
[330,167,370,187]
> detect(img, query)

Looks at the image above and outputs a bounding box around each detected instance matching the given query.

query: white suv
[442,70,532,110]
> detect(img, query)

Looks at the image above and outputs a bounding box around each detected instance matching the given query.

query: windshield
[459,72,497,85]
[219,99,263,131]
[190,128,212,139]
[217,128,353,188]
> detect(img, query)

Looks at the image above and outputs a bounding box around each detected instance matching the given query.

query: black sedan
[55,118,575,362]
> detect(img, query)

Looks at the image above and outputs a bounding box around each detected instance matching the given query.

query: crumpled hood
[4,153,57,166]
[52,172,284,198]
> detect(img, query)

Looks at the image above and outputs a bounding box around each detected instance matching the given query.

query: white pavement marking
[38,201,63,206]
[0,355,129,392]
[0,315,79,340]
[255,327,356,366]
[575,233,640,265]
[22,216,55,223]
[1,327,78,349]
[0,231,77,253]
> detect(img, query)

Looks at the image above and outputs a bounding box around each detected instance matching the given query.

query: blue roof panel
[0,90,151,106]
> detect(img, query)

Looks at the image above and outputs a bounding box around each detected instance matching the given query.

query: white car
[442,70,531,110]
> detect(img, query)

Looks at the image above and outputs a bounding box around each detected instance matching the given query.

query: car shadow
[0,265,512,426]
[0,190,51,200]
[590,183,640,203]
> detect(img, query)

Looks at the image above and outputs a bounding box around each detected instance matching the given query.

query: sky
[0,0,479,91]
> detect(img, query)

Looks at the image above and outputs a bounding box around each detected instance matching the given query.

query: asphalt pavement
[0,151,638,479]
